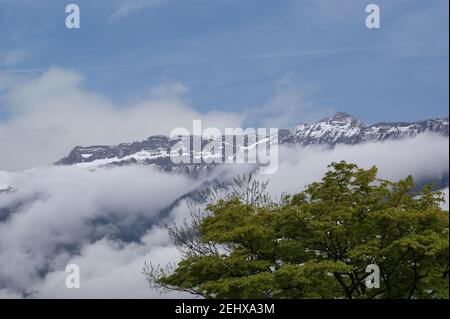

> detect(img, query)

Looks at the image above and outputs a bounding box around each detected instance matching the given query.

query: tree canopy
[144,162,449,299]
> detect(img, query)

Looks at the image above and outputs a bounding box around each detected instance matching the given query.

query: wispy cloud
[0,67,243,171]
[245,77,331,128]
[0,165,201,298]
[108,0,168,22]
[238,46,388,61]
[0,50,31,67]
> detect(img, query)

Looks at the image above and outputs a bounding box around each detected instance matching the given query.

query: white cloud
[33,231,189,298]
[0,171,12,190]
[109,0,168,22]
[0,288,22,299]
[0,67,243,171]
[257,134,449,197]
[246,78,331,128]
[0,165,202,298]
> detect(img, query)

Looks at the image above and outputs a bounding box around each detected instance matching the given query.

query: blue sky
[0,0,448,125]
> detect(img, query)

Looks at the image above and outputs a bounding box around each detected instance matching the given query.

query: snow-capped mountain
[56,113,449,170]
[280,112,449,145]
[55,135,220,175]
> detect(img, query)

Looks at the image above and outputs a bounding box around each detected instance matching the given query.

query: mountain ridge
[56,113,449,171]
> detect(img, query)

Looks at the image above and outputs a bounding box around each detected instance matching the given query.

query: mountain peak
[331,112,355,120]
[319,112,366,127]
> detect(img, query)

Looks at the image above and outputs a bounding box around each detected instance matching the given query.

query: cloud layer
[262,134,449,197]
[0,165,201,298]
[0,133,447,298]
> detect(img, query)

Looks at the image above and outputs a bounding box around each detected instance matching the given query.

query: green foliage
[144,162,449,299]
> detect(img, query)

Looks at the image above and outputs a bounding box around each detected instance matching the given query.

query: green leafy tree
[144,162,449,299]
